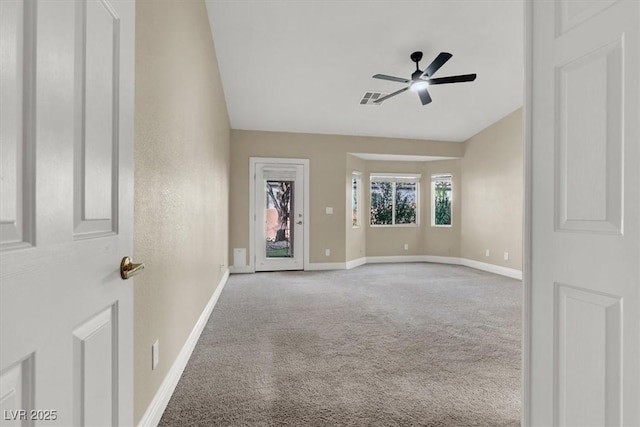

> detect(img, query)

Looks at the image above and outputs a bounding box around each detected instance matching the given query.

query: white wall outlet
[325,249,331,256]
[152,339,159,370]
[404,243,409,250]
[325,207,333,214]
[504,252,509,261]
[485,249,490,257]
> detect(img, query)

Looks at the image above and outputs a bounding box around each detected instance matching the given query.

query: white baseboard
[423,255,463,265]
[229,265,253,274]
[137,269,230,427]
[358,255,521,280]
[345,257,367,270]
[305,262,347,271]
[460,258,523,280]
[232,256,522,280]
[366,255,429,264]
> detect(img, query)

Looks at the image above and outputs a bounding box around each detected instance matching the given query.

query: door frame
[522,1,532,425]
[249,157,310,272]
[243,6,537,422]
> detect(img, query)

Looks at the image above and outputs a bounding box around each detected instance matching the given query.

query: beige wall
[134,0,230,424]
[461,108,523,270]
[230,130,463,264]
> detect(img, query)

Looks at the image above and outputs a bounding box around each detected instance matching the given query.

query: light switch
[325,207,333,214]
[152,340,159,370]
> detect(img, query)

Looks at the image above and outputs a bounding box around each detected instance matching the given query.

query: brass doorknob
[120,257,145,280]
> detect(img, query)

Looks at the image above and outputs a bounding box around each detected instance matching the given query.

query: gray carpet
[159,263,521,426]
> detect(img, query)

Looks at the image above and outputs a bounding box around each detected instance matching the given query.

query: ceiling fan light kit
[410,81,429,92]
[372,51,477,105]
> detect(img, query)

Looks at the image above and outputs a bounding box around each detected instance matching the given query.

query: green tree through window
[431,175,452,226]
[370,177,418,225]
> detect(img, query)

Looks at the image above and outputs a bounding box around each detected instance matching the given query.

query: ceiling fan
[372,51,476,105]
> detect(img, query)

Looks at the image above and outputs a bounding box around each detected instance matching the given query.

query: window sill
[431,224,453,228]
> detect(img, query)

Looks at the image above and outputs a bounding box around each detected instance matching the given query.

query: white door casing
[528,1,639,426]
[251,158,308,272]
[0,0,135,425]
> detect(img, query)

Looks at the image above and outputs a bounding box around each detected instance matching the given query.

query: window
[370,173,420,226]
[431,174,452,226]
[352,172,361,227]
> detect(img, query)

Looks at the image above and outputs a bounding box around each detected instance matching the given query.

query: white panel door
[0,0,135,425]
[529,1,639,426]
[254,162,305,271]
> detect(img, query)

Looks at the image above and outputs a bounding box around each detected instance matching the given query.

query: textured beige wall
[345,155,366,261]
[134,0,230,423]
[230,130,463,264]
[461,108,523,270]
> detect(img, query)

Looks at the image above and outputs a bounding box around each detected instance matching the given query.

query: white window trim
[431,173,453,227]
[352,171,362,228]
[369,172,421,183]
[370,173,421,227]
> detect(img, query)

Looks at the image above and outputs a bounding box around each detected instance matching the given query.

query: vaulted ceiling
[205,0,523,142]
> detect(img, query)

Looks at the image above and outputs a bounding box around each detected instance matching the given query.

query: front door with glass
[254,162,304,271]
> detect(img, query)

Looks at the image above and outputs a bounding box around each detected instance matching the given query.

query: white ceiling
[205,0,523,142]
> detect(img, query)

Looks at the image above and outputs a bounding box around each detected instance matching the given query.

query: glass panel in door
[265,180,294,258]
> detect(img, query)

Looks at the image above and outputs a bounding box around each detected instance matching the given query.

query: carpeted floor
[159,263,521,426]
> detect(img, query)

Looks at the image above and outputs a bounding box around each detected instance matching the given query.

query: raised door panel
[555,284,622,426]
[74,0,120,239]
[0,0,35,250]
[555,38,623,234]
[556,0,618,36]
[72,307,117,426]
[0,356,34,426]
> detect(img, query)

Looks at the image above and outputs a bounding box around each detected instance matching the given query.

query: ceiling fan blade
[373,86,410,103]
[372,74,411,83]
[420,52,453,78]
[417,88,432,105]
[426,74,477,85]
